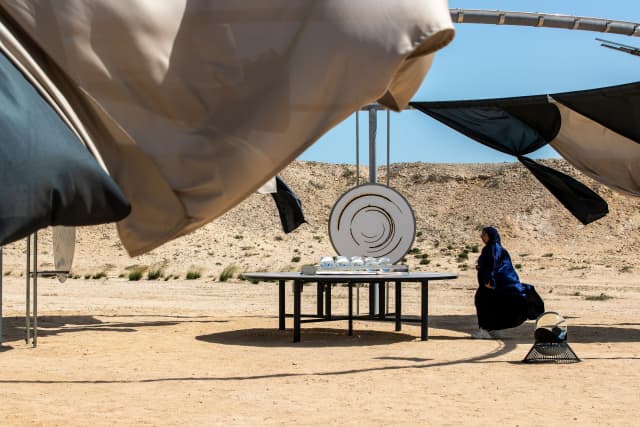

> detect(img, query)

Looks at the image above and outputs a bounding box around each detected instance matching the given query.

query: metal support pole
[316,282,324,316]
[278,280,285,330]
[368,106,379,315]
[293,280,302,342]
[0,246,3,345]
[355,112,360,186]
[32,231,38,347]
[25,235,30,343]
[386,109,390,187]
[421,281,429,341]
[348,283,353,336]
[395,281,402,331]
[368,107,377,184]
[385,110,391,312]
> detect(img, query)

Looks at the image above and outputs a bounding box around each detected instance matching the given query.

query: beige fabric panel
[550,100,640,197]
[0,0,454,255]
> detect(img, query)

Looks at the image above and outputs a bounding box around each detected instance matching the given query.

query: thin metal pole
[355,112,360,186]
[368,107,377,184]
[386,109,390,187]
[25,235,30,343]
[0,246,3,345]
[386,109,390,311]
[368,106,379,315]
[32,232,38,347]
[355,110,363,314]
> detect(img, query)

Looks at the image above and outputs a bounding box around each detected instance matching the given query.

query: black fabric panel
[518,157,608,225]
[553,81,640,144]
[411,99,560,155]
[412,106,547,155]
[502,104,561,143]
[0,51,131,246]
[271,176,305,233]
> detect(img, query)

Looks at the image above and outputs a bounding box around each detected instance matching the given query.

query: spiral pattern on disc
[328,184,415,264]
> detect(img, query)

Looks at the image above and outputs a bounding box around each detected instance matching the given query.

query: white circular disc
[328,184,415,264]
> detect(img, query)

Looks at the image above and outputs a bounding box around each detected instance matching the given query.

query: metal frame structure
[450,9,640,37]
[243,271,457,343]
[597,38,640,57]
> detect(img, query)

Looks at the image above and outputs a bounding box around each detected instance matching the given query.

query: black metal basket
[522,312,580,364]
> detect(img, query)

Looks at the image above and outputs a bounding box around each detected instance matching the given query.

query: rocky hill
[2,160,638,279]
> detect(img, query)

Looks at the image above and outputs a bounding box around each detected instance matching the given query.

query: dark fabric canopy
[409,82,640,224]
[271,177,306,233]
[0,51,131,246]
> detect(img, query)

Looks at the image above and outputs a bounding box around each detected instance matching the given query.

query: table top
[243,271,458,282]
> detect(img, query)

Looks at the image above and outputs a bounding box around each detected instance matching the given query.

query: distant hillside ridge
[1,159,638,277]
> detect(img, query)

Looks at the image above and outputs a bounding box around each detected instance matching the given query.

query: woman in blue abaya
[471,226,544,339]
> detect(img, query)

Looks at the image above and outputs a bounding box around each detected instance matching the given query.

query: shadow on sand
[0,314,227,345]
[427,314,640,344]
[197,314,640,348]
[1,314,639,385]
[196,327,417,348]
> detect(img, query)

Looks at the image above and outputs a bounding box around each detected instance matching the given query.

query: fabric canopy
[271,176,306,234]
[0,0,454,255]
[0,50,130,246]
[411,82,640,224]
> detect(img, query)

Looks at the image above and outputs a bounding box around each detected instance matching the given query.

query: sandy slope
[1,160,639,426]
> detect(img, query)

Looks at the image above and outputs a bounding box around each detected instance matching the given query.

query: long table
[242,271,458,342]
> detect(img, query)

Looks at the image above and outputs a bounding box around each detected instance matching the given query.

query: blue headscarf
[483,226,502,271]
[482,226,500,244]
[477,226,523,292]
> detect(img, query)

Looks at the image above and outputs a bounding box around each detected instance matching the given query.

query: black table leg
[293,280,302,342]
[348,283,353,336]
[395,280,402,331]
[325,284,332,319]
[368,283,376,317]
[421,280,428,340]
[378,281,386,319]
[278,280,285,330]
[316,282,324,316]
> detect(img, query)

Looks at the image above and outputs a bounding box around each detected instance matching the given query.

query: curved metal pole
[0,246,3,345]
[25,236,30,343]
[450,9,640,37]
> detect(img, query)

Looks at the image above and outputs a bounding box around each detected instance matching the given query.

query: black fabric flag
[412,96,560,156]
[519,157,608,225]
[271,176,306,233]
[411,95,609,224]
[0,51,131,246]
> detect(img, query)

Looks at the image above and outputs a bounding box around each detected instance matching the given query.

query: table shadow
[196,327,417,348]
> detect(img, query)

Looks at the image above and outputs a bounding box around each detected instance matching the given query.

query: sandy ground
[1,159,639,425]
[1,268,639,426]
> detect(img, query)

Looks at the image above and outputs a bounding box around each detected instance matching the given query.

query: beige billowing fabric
[0,0,454,255]
[550,100,640,197]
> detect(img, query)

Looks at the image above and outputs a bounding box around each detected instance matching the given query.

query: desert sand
[1,160,639,426]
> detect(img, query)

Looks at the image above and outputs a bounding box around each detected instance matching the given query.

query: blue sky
[298,0,640,165]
